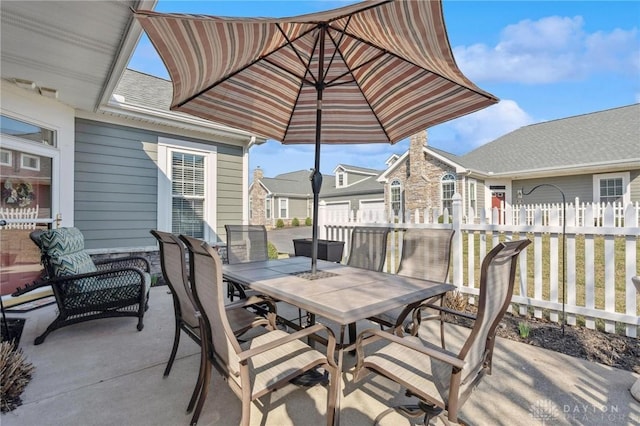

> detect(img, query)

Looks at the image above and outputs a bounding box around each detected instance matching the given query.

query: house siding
[216,145,244,242]
[511,172,640,206]
[75,119,158,250]
[75,118,244,249]
[630,170,640,203]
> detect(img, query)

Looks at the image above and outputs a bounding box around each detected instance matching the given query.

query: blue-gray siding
[75,119,244,250]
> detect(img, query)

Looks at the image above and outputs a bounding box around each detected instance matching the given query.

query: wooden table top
[223,256,455,325]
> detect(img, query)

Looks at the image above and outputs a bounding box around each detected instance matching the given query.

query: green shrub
[276,219,285,228]
[305,217,312,226]
[267,241,279,259]
[437,215,452,224]
[518,321,531,338]
[291,217,300,227]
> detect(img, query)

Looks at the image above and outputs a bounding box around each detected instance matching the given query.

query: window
[468,179,477,217]
[441,173,456,213]
[390,179,402,215]
[158,138,217,241]
[171,151,205,238]
[594,172,629,205]
[279,198,288,218]
[336,171,345,187]
[1,115,55,146]
[0,149,11,166]
[265,198,271,219]
[20,153,40,171]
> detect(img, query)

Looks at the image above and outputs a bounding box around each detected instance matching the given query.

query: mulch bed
[446,308,639,374]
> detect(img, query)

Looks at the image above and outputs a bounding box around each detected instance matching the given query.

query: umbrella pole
[310,25,327,275]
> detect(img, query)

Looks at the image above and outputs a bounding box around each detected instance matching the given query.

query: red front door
[491,192,505,224]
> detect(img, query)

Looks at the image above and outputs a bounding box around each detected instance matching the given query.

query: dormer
[335,166,347,188]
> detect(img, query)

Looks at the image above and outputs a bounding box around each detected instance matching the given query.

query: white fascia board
[94,102,263,144]
[98,0,158,111]
[424,148,467,173]
[488,159,640,179]
[377,151,409,182]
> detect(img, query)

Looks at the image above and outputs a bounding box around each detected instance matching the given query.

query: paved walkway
[2,287,638,425]
[267,226,312,255]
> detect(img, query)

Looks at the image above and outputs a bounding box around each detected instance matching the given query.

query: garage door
[325,202,350,222]
[359,200,386,221]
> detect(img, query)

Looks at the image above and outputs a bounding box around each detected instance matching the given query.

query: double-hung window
[593,172,629,205]
[279,198,288,218]
[441,173,456,213]
[171,151,205,238]
[158,138,217,241]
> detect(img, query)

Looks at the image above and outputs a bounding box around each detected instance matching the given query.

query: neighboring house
[378,104,640,222]
[0,1,264,294]
[249,165,384,227]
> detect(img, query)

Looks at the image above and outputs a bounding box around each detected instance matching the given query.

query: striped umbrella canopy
[135,0,497,272]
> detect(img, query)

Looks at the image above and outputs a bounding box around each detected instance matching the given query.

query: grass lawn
[460,232,640,321]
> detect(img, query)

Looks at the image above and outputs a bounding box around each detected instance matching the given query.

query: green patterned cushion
[40,227,97,277]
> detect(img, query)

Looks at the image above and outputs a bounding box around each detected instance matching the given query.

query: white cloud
[433,100,534,152]
[454,16,639,84]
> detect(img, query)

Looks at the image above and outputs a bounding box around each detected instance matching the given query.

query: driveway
[267,226,312,255]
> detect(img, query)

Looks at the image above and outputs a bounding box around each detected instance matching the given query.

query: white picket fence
[318,195,640,337]
[0,206,39,229]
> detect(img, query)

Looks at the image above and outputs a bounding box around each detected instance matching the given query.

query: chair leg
[325,364,339,426]
[187,343,206,413]
[34,316,65,345]
[190,353,211,426]
[163,319,182,377]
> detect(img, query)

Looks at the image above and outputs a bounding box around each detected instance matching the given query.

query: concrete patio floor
[2,286,638,426]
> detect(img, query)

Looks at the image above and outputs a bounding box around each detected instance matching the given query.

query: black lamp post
[519,184,567,336]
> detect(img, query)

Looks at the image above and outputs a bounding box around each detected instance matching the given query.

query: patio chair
[345,226,390,343]
[354,239,531,425]
[346,226,390,272]
[150,231,276,415]
[369,228,454,336]
[179,234,339,426]
[224,224,268,301]
[18,227,151,345]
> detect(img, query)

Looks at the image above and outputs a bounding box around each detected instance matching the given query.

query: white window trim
[0,135,60,221]
[440,173,456,212]
[390,179,402,214]
[279,197,289,218]
[593,172,630,205]
[157,137,217,241]
[265,198,272,219]
[467,178,477,218]
[0,149,11,166]
[20,152,40,171]
[336,170,346,188]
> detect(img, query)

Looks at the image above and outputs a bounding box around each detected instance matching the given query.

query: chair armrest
[420,303,477,321]
[95,256,150,272]
[11,279,50,297]
[355,328,465,370]
[226,295,276,312]
[237,323,337,367]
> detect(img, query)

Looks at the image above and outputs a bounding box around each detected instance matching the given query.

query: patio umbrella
[135,0,498,273]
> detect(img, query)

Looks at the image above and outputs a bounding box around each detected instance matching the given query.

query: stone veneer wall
[250,168,267,226]
[384,131,458,221]
[90,250,162,284]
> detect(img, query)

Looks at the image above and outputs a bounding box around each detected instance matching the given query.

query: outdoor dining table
[222,256,455,424]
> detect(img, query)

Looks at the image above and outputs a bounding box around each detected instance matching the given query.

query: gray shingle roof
[459,104,640,174]
[258,168,383,197]
[114,69,173,111]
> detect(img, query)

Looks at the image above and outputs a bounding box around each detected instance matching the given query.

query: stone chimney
[253,166,264,182]
[408,130,427,178]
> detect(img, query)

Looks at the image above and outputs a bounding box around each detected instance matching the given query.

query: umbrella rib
[331,26,497,102]
[324,29,392,142]
[175,25,319,109]
[275,23,319,86]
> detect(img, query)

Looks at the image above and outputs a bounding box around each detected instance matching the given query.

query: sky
[128,1,640,178]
